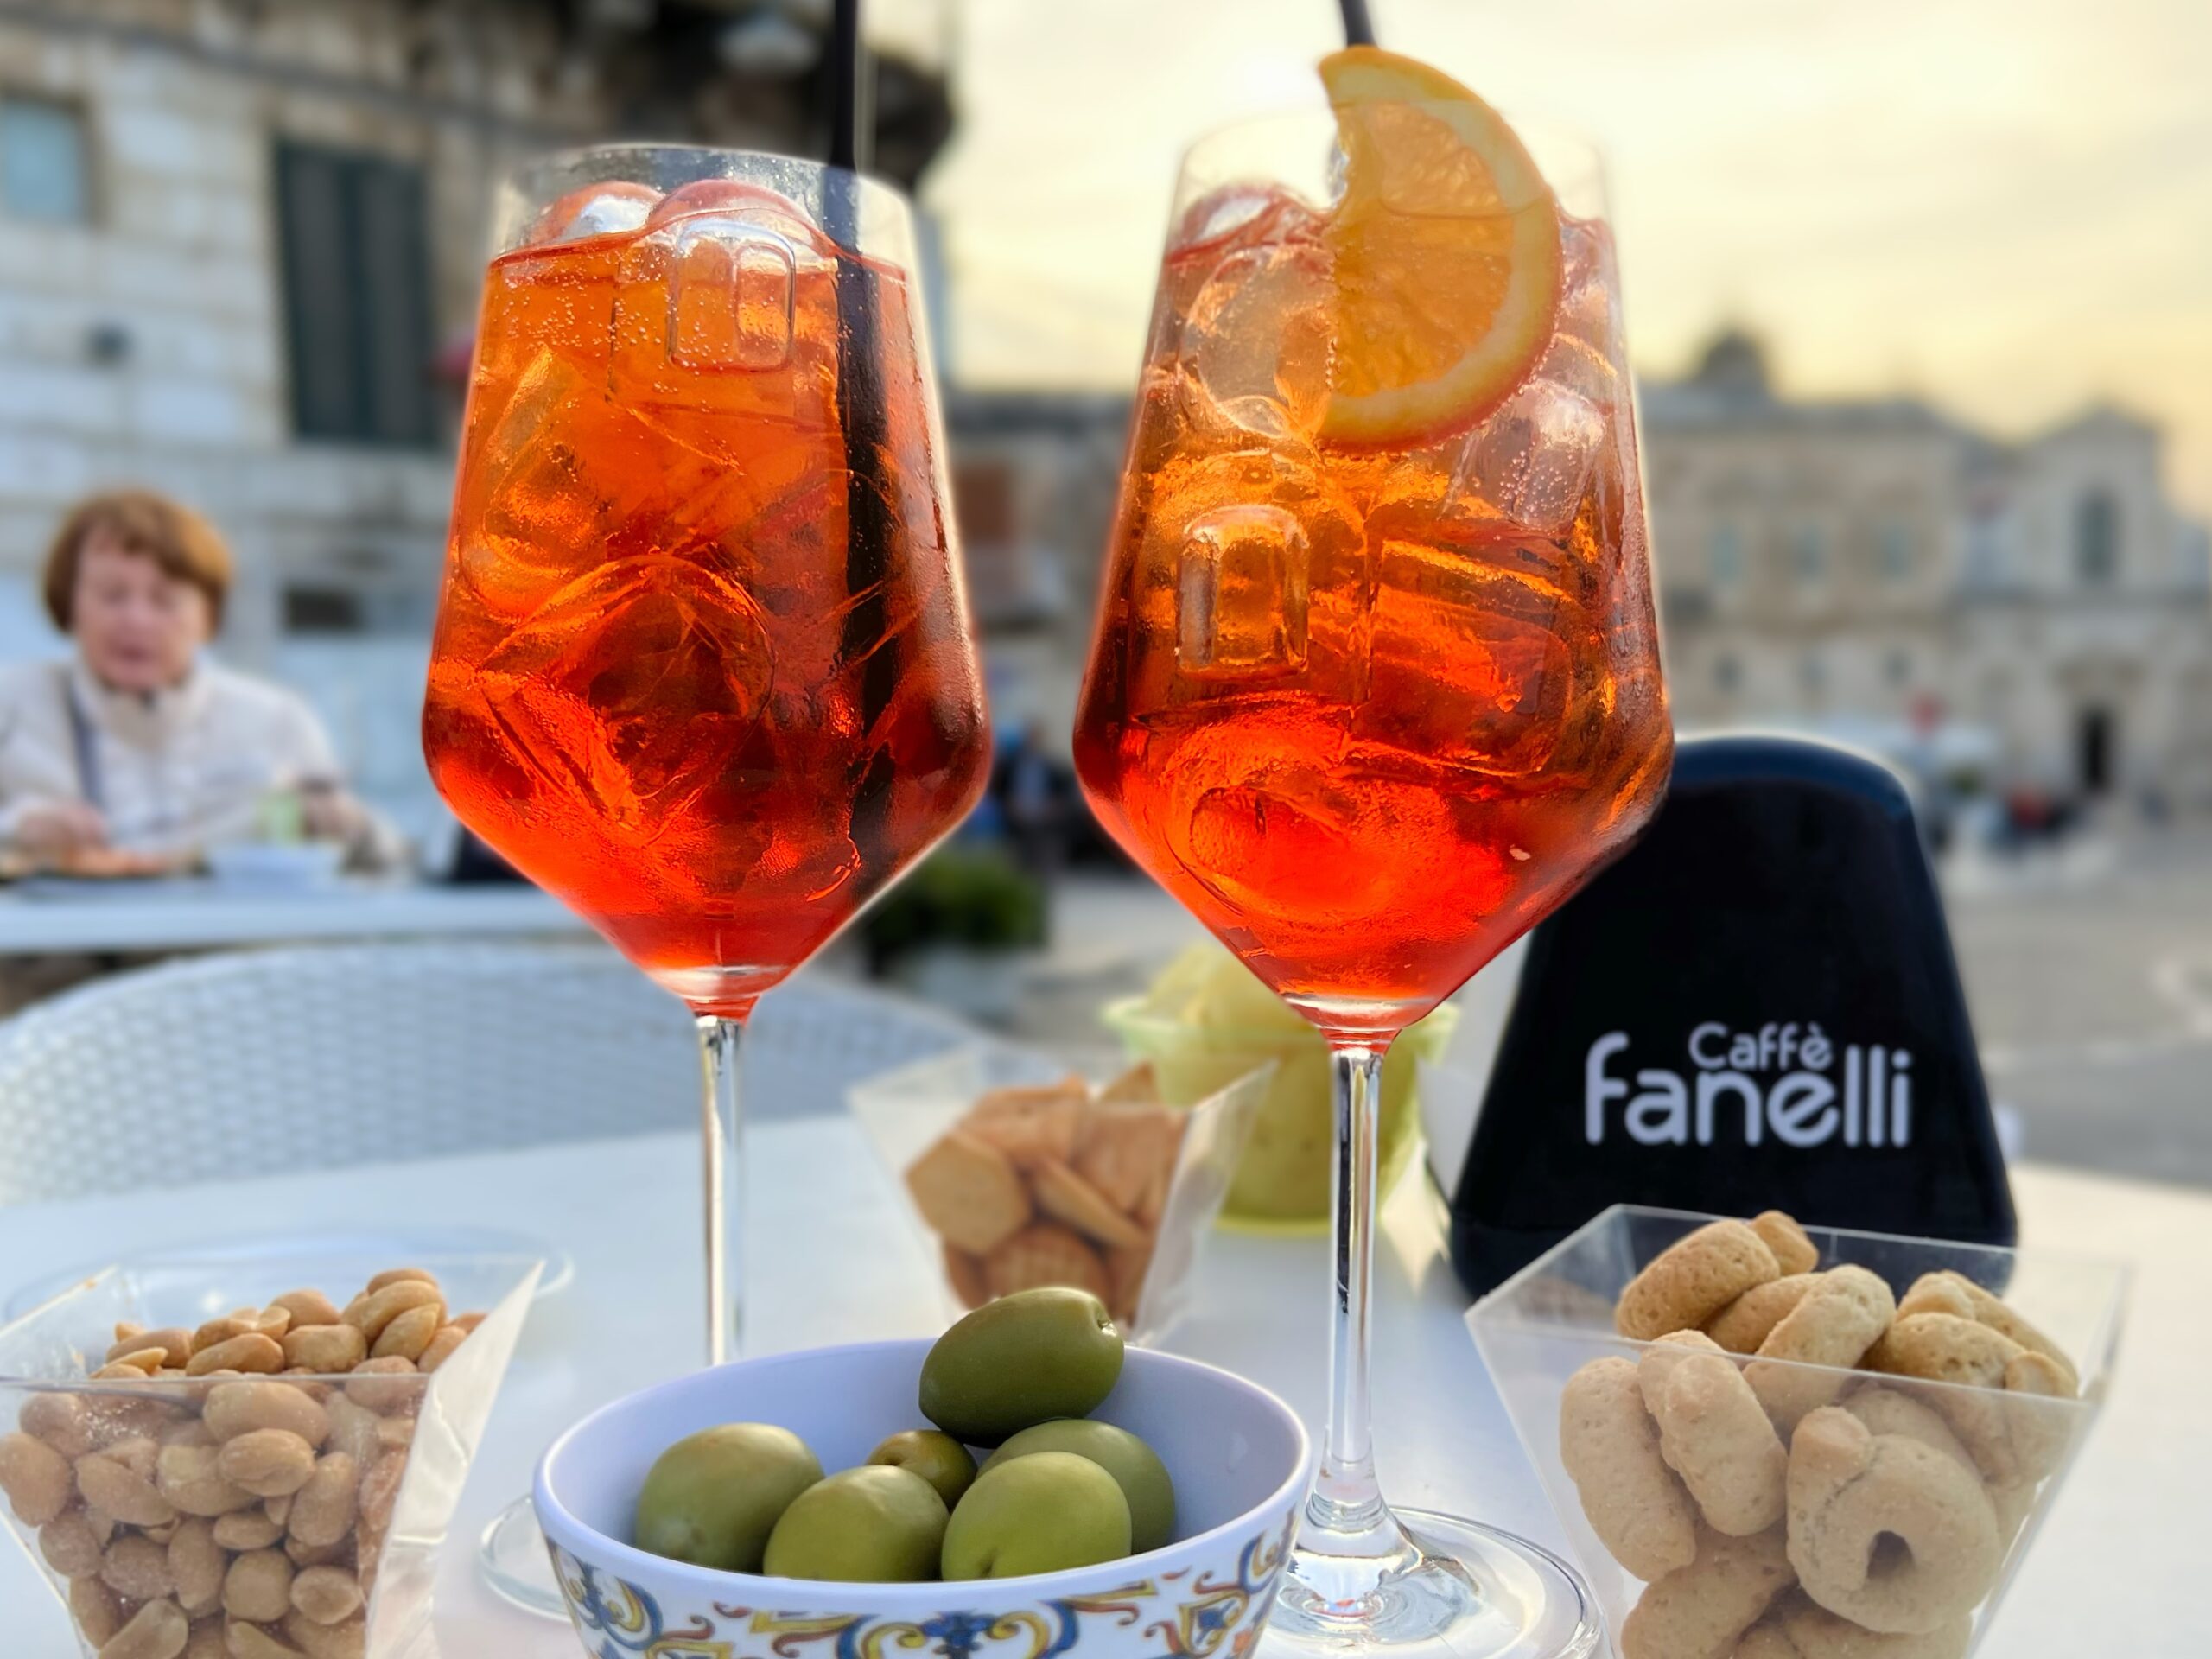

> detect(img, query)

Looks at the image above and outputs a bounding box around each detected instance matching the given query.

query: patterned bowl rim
[535,1338,1313,1605]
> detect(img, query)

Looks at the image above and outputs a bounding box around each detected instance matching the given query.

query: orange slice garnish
[1318,47,1560,445]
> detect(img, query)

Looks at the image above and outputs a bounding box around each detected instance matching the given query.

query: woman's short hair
[42,489,235,632]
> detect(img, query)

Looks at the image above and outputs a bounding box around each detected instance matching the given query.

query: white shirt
[0,656,346,859]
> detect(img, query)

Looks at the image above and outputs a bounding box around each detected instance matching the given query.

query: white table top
[0,1123,2200,1658]
[0,880,589,956]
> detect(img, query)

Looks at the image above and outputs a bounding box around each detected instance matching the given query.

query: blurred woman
[0,490,397,870]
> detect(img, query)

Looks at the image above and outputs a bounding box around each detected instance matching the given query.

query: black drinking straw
[829,0,898,867]
[1338,0,1377,48]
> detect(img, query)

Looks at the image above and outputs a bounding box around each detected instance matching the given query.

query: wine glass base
[1265,1509,1600,1659]
[479,1495,570,1620]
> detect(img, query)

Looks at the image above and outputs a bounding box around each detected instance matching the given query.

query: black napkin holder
[1429,734,2017,1300]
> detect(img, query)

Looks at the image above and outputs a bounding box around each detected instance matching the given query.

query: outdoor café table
[0,879,590,957]
[0,1117,2197,1657]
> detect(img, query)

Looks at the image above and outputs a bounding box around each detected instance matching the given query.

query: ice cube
[1538,334,1620,412]
[524,181,661,247]
[1183,237,1332,438]
[1356,526,1593,779]
[453,347,756,620]
[1125,448,1366,722]
[474,556,774,836]
[1555,213,1621,357]
[1178,504,1309,677]
[1456,377,1610,539]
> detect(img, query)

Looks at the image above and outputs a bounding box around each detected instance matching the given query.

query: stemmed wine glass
[423,143,988,1609]
[1073,49,1671,1659]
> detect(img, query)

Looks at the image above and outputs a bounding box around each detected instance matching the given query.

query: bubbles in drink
[1184,238,1332,439]
[524,181,662,247]
[1455,375,1611,539]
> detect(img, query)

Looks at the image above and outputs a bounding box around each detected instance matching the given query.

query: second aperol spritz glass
[426,145,988,1360]
[1075,49,1669,1659]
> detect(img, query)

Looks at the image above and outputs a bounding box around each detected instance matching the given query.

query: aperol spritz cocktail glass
[1074,51,1670,1659]
[427,146,987,1357]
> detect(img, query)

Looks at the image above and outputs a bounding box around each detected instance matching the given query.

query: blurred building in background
[0,0,948,830]
[1647,332,2212,810]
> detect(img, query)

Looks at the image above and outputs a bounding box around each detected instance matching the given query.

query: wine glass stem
[698,1014,745,1367]
[1310,1039,1395,1543]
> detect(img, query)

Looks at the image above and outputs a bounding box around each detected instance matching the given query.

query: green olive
[919,1287,1124,1446]
[632,1423,822,1572]
[762,1465,948,1583]
[982,1420,1175,1554]
[942,1451,1131,1580]
[868,1429,978,1509]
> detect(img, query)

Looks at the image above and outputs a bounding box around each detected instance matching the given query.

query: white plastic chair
[0,941,975,1205]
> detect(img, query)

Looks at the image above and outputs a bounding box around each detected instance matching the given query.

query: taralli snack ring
[2,1267,487,1659]
[1897,1272,2079,1395]
[1637,1332,1787,1538]
[1748,1593,1973,1659]
[1560,1356,1698,1581]
[1706,1275,1818,1355]
[1784,1408,1999,1636]
[1748,1267,1897,1433]
[1619,1524,1796,1659]
[1751,1212,1820,1278]
[1616,1221,1782,1342]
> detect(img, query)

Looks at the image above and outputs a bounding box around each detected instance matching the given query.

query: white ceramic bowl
[536,1340,1312,1659]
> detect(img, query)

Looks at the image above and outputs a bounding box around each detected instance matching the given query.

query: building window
[283,587,366,634]
[0,96,91,224]
[274,142,438,447]
[1792,524,1826,582]
[1709,524,1744,588]
[1885,649,1911,687]
[1879,523,1913,581]
[1714,653,1740,693]
[2076,490,2119,585]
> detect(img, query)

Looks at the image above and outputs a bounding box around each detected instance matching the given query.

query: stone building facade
[1646,334,2212,808]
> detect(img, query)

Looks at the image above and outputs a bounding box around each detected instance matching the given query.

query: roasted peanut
[115,1321,149,1343]
[86,1504,118,1545]
[216,1431,316,1499]
[342,1358,418,1416]
[184,1621,227,1659]
[285,1565,362,1627]
[279,1325,365,1376]
[213,1510,284,1550]
[41,1507,106,1578]
[416,1326,467,1374]
[144,1518,180,1544]
[71,1574,129,1645]
[23,1391,95,1458]
[108,1434,161,1478]
[108,1330,194,1369]
[285,1453,357,1548]
[369,1305,439,1363]
[1,1428,74,1524]
[364,1268,438,1295]
[373,1417,414,1452]
[187,1336,285,1378]
[282,1612,362,1659]
[322,1399,378,1470]
[96,1598,189,1659]
[82,1393,182,1449]
[204,1382,329,1448]
[101,1532,176,1599]
[339,1281,442,1344]
[95,1361,160,1381]
[262,1494,292,1529]
[79,1445,178,1528]
[268,1291,342,1329]
[222,1548,295,1623]
[162,1420,217,1451]
[283,1535,346,1567]
[155,1443,258,1518]
[224,1621,308,1659]
[450,1312,485,1334]
[357,1451,404,1532]
[168,1517,226,1614]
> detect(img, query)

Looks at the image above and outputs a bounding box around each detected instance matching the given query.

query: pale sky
[914,0,2212,518]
